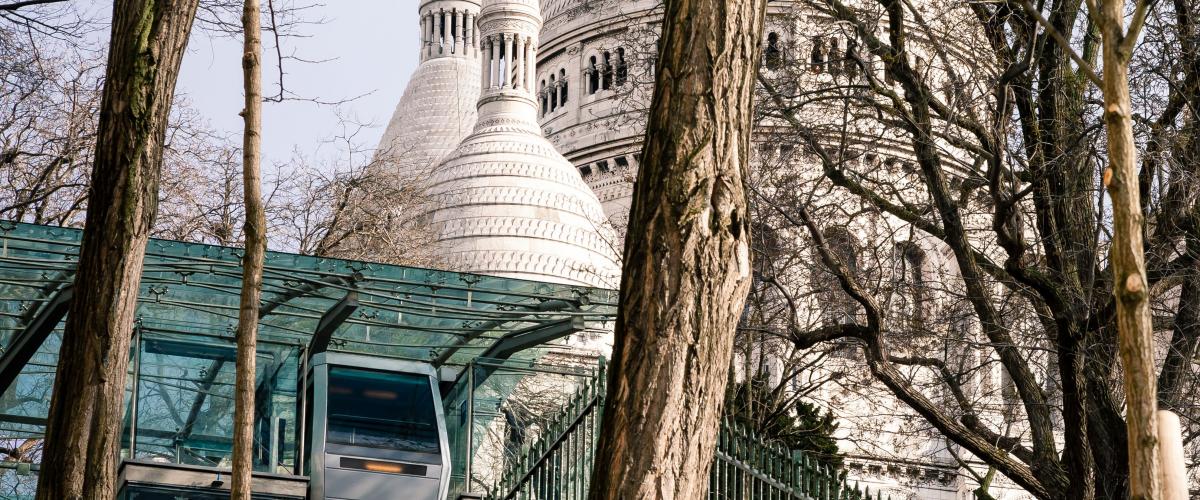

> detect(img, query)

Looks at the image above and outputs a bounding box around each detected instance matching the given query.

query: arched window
[549,74,558,110]
[845,39,860,80]
[438,10,446,49]
[539,79,548,116]
[587,56,599,94]
[559,68,569,104]
[810,36,825,73]
[615,48,628,86]
[829,38,842,76]
[818,227,859,326]
[896,242,928,327]
[601,51,613,90]
[649,39,662,77]
[764,32,782,70]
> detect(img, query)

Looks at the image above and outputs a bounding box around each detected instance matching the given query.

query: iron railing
[488,359,606,500]
[487,366,893,500]
[711,421,885,500]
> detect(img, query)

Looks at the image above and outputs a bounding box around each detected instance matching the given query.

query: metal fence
[444,356,604,498]
[487,359,605,500]
[487,364,892,500]
[712,421,884,500]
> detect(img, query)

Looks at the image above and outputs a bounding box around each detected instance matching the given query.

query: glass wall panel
[443,356,602,497]
[127,331,299,474]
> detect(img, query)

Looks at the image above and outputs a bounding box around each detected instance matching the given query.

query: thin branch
[0,0,66,11]
[1014,0,1103,86]
[1120,0,1155,56]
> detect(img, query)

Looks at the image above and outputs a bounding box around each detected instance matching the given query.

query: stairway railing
[489,359,606,500]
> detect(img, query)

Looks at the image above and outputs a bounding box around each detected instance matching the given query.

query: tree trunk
[34,1,199,498]
[586,0,764,498]
[1095,1,1160,499]
[231,0,265,497]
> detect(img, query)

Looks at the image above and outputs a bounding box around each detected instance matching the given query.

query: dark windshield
[326,367,440,455]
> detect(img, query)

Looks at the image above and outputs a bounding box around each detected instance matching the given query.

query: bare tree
[587,0,766,498]
[35,0,200,498]
[230,0,265,495]
[0,25,100,226]
[271,118,441,267]
[742,0,1200,497]
[1091,0,1159,497]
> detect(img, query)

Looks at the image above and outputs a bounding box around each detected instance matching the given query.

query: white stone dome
[426,0,620,288]
[376,1,482,177]
[377,58,479,176]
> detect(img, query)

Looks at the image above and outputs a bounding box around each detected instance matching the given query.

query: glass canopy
[0,220,617,496]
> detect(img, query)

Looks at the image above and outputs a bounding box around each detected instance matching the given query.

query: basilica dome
[424,0,620,288]
[375,0,482,177]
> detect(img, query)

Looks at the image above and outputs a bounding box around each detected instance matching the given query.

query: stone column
[457,10,466,55]
[465,12,473,54]
[423,12,432,59]
[481,36,490,88]
[514,34,525,89]
[504,32,513,86]
[490,35,500,88]
[527,40,536,94]
[440,9,448,53]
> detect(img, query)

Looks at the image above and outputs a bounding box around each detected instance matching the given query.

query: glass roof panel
[0,221,618,367]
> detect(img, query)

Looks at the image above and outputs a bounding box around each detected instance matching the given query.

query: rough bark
[586,0,764,498]
[1094,1,1160,499]
[33,1,199,498]
[231,0,265,497]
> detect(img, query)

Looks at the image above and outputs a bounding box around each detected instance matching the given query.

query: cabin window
[601,51,613,90]
[326,367,440,455]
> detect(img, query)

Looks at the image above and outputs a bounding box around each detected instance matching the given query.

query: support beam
[309,291,358,357]
[0,286,73,395]
[432,298,583,367]
[448,316,587,396]
[478,316,585,361]
[174,358,227,445]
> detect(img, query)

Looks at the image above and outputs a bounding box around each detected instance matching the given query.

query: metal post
[465,359,475,486]
[269,416,283,472]
[127,323,143,460]
[296,345,308,475]
[128,325,142,459]
[1159,410,1188,500]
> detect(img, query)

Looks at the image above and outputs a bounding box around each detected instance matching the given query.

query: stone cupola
[423,0,621,288]
[375,0,483,179]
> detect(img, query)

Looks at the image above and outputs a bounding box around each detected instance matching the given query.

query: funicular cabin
[0,221,617,499]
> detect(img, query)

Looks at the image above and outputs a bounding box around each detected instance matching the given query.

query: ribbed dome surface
[376,56,481,177]
[415,0,620,288]
[427,113,620,287]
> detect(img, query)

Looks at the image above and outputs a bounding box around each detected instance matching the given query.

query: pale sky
[174,2,420,166]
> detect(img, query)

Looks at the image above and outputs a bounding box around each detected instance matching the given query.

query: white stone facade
[378,0,1043,498]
